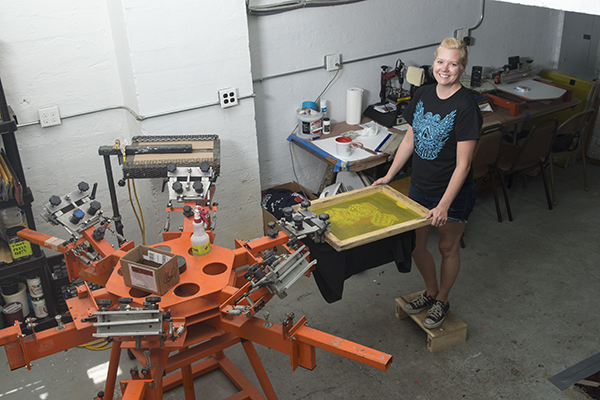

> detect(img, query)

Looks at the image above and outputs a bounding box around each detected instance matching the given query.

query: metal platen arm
[273,200,330,244]
[165,161,216,204]
[243,245,317,299]
[42,181,104,237]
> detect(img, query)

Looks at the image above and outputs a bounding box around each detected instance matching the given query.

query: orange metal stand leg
[241,340,278,400]
[179,348,196,400]
[150,348,171,400]
[104,340,122,400]
[120,380,148,400]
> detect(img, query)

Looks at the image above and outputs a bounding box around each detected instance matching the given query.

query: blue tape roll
[302,101,318,111]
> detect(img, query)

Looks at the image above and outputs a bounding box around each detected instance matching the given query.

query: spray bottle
[191,206,211,256]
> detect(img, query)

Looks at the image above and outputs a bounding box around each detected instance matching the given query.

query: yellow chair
[549,109,596,206]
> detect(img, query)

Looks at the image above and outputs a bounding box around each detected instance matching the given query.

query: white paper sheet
[313,124,393,161]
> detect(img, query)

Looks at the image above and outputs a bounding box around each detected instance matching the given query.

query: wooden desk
[482,95,581,128]
[288,117,405,193]
[290,96,580,194]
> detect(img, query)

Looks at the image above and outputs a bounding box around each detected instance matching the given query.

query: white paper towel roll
[346,87,363,125]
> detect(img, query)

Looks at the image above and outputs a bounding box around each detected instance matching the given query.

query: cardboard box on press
[120,245,180,296]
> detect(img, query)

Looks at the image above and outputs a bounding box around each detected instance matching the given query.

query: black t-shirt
[403,84,482,195]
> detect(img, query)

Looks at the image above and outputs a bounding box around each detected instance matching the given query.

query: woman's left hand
[427,206,448,227]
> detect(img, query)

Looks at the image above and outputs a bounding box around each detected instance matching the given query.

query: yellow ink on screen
[313,192,422,240]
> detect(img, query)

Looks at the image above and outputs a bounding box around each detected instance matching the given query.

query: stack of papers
[313,122,404,161]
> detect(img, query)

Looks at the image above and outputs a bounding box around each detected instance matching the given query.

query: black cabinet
[0,77,56,325]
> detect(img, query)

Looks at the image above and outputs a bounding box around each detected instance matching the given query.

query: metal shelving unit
[0,77,57,324]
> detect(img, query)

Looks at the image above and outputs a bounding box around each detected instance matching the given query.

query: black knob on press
[146,296,161,304]
[49,195,62,206]
[145,296,161,309]
[118,179,126,187]
[293,214,304,230]
[97,299,112,310]
[172,181,183,194]
[301,200,311,208]
[319,213,330,221]
[200,161,210,173]
[92,226,106,241]
[70,209,85,224]
[282,207,293,222]
[78,181,90,192]
[88,200,101,215]
[193,180,204,194]
[166,163,177,173]
[183,205,194,217]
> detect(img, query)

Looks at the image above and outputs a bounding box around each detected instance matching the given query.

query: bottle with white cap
[320,99,328,119]
[191,206,211,256]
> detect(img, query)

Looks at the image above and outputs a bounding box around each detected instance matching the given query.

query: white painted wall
[112,0,262,249]
[0,0,583,253]
[1,1,262,251]
[1,2,129,250]
[251,0,564,194]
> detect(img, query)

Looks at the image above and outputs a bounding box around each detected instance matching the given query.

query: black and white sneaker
[423,300,450,329]
[403,291,436,315]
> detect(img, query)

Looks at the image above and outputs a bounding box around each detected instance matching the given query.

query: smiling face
[433,47,465,89]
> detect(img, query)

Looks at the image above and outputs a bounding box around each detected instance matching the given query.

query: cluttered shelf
[1,77,56,327]
[0,187,34,210]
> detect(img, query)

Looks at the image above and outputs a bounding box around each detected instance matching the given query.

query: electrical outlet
[325,54,341,71]
[38,106,61,127]
[218,88,238,108]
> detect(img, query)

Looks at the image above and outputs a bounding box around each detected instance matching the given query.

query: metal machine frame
[0,138,392,400]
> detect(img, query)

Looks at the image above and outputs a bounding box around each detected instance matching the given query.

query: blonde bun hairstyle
[434,38,469,70]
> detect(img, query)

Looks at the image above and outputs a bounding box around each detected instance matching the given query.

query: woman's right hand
[371,176,391,186]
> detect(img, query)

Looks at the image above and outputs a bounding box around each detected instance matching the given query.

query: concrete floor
[1,161,599,400]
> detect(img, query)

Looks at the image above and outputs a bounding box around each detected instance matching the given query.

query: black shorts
[408,181,476,222]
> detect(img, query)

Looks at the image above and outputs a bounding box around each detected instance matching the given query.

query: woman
[372,38,482,329]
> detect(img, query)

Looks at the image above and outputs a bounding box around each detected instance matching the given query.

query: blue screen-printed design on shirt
[412,100,456,160]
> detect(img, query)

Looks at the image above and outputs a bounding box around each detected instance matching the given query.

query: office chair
[497,118,558,215]
[472,124,512,222]
[549,109,596,206]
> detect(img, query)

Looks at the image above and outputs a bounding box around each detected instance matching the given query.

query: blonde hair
[434,38,469,69]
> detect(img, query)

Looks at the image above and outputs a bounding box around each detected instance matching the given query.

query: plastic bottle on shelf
[1,207,27,231]
[191,206,211,256]
[320,99,328,119]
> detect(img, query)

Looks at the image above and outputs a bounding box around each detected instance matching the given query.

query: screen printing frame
[306,184,430,251]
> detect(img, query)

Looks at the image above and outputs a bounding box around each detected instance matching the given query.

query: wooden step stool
[395,291,467,353]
